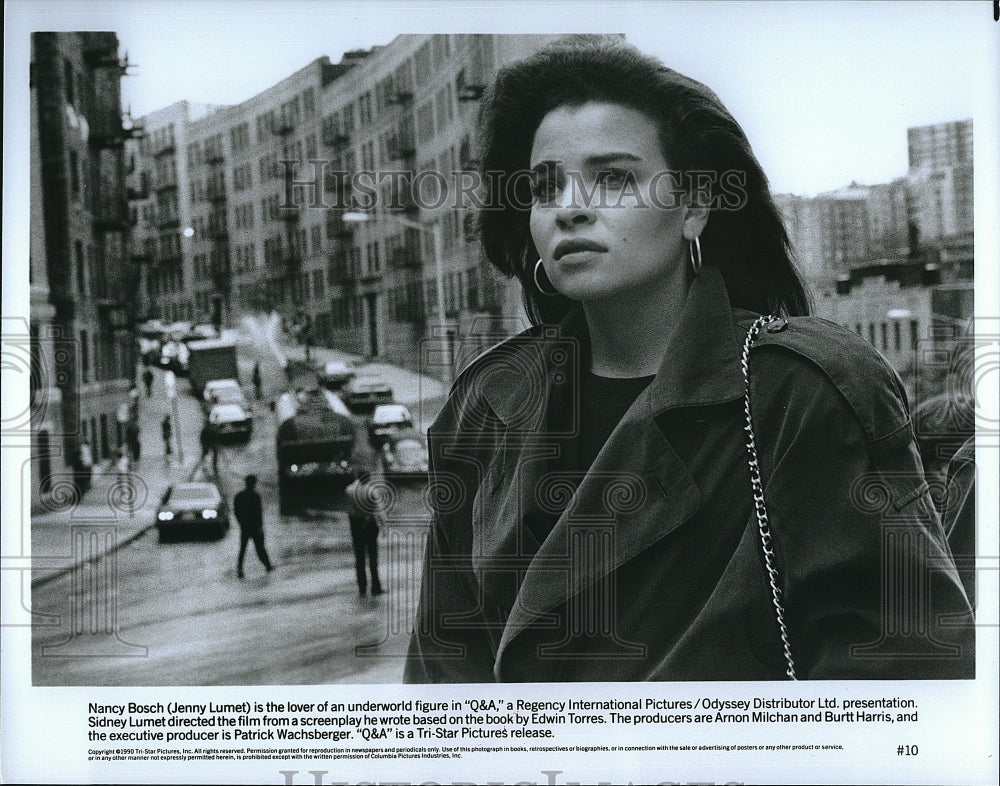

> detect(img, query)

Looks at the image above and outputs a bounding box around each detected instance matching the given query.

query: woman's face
[528,101,701,305]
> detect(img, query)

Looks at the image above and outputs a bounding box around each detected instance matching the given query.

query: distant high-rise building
[776,183,871,285]
[905,119,973,251]
[866,178,910,260]
[907,119,973,171]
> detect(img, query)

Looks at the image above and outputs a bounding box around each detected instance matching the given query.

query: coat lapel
[489,266,753,677]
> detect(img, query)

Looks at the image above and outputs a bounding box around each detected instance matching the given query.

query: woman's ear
[682,205,709,241]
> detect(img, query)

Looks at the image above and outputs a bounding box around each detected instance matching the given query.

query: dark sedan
[379,429,429,480]
[155,482,229,541]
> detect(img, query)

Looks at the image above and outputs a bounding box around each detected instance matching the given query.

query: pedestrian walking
[344,469,385,597]
[199,420,218,476]
[115,449,130,480]
[234,474,273,579]
[75,437,94,495]
[142,367,154,397]
[161,415,172,459]
[252,362,262,400]
[126,420,141,464]
[128,384,140,416]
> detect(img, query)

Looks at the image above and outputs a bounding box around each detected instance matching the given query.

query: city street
[30,325,442,685]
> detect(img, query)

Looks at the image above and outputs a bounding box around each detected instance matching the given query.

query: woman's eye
[530,178,559,203]
[599,168,631,189]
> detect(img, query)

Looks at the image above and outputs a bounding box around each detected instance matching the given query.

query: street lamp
[342,211,450,380]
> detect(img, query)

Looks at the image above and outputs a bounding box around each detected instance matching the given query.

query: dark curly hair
[477,35,810,324]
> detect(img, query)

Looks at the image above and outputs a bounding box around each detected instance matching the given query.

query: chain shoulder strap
[741,315,798,681]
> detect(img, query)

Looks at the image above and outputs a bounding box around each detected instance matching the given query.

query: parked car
[155,481,229,541]
[380,429,429,479]
[203,378,247,409]
[343,374,394,412]
[317,359,356,390]
[210,385,252,412]
[209,402,253,442]
[367,403,414,448]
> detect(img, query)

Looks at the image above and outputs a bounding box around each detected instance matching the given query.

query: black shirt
[527,371,654,546]
[573,371,655,472]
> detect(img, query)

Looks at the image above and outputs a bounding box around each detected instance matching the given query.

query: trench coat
[404,266,974,682]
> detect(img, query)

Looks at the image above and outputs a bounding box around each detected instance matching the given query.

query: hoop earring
[533,259,559,296]
[689,237,703,276]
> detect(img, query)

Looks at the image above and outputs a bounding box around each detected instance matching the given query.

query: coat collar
[480,264,750,425]
[480,266,758,679]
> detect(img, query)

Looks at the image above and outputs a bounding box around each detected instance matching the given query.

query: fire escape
[455,37,502,317]
[206,143,231,326]
[384,79,426,325]
[84,38,142,369]
[323,115,357,302]
[275,112,301,292]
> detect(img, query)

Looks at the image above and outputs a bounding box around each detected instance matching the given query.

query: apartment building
[31,32,136,506]
[130,35,560,379]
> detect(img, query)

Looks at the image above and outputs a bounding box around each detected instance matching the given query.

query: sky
[5,0,998,198]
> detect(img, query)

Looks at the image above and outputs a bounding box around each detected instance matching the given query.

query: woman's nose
[554,178,596,228]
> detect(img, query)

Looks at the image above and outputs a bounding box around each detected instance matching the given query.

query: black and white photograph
[3,1,997,784]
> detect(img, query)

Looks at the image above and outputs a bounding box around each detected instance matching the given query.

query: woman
[405,37,973,682]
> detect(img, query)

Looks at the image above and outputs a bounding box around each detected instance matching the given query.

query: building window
[880,322,888,350]
[868,323,876,346]
[79,330,90,384]
[64,59,75,106]
[910,319,920,350]
[893,321,902,352]
[74,240,86,295]
[358,92,373,126]
[98,413,110,460]
[69,150,80,198]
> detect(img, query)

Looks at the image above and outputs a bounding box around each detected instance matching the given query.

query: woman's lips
[553,238,608,260]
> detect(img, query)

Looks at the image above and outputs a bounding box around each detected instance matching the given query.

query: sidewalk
[30,367,206,586]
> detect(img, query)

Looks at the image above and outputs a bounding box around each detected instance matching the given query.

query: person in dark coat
[126,420,141,464]
[161,415,172,458]
[142,367,154,397]
[233,474,273,579]
[344,469,385,597]
[404,37,973,683]
[251,362,262,400]
[199,420,218,476]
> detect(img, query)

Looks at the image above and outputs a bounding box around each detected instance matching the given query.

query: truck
[275,387,358,513]
[186,338,239,400]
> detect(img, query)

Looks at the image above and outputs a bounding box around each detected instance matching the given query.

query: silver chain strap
[741,315,798,680]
